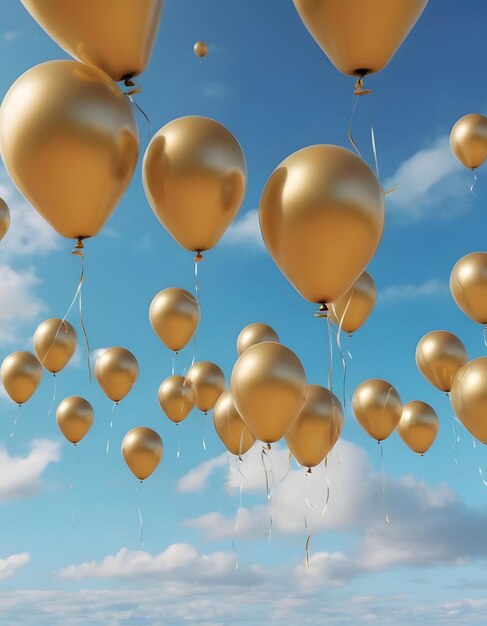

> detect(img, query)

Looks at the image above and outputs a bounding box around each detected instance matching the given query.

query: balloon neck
[306,467,312,475]
[72,237,85,256]
[238,455,243,462]
[445,392,450,398]
[122,74,142,96]
[266,443,271,451]
[353,75,372,97]
[348,332,353,339]
[194,251,204,262]
[315,302,329,318]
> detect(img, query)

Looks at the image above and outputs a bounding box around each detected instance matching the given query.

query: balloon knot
[266,443,271,451]
[194,251,204,262]
[72,237,85,256]
[238,455,243,462]
[353,75,372,97]
[307,467,312,475]
[122,74,142,96]
[315,302,329,318]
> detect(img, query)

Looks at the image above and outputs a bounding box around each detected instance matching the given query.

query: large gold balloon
[122,427,163,481]
[213,390,256,456]
[194,41,208,58]
[158,375,195,424]
[143,116,247,255]
[286,385,344,470]
[231,342,307,444]
[0,198,10,242]
[56,396,94,445]
[0,60,139,241]
[20,0,163,82]
[259,145,384,305]
[149,288,200,352]
[329,271,376,335]
[293,0,428,77]
[237,323,279,356]
[416,330,468,393]
[186,362,225,413]
[352,379,402,442]
[95,348,139,403]
[1,351,42,405]
[450,114,487,170]
[398,400,439,454]
[33,318,77,374]
[451,357,487,445]
[450,252,487,325]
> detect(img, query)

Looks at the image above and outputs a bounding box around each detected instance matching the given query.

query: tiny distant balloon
[194,41,208,58]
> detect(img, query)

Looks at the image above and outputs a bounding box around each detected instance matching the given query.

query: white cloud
[3,31,21,43]
[203,82,231,98]
[177,454,228,493]
[385,135,471,221]
[379,279,449,304]
[222,209,265,249]
[0,553,29,581]
[0,439,61,502]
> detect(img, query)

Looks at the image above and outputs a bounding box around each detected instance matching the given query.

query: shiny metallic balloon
[0,198,10,242]
[149,288,200,352]
[450,114,487,170]
[95,347,139,402]
[450,252,487,325]
[329,271,376,334]
[451,357,487,445]
[158,375,195,424]
[56,396,94,444]
[398,400,439,454]
[416,330,467,393]
[352,379,402,442]
[33,318,77,374]
[194,41,208,58]
[213,390,256,456]
[122,427,163,480]
[236,322,279,356]
[186,361,225,413]
[1,351,42,405]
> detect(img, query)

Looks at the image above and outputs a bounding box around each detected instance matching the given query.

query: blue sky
[1,1,487,624]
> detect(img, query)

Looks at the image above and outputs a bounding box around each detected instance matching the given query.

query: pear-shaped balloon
[450,114,487,170]
[143,116,246,258]
[416,331,468,393]
[213,390,256,456]
[158,375,195,424]
[398,400,439,455]
[260,145,384,306]
[0,198,10,242]
[95,348,139,403]
[34,318,77,374]
[186,362,225,413]
[237,323,279,356]
[56,396,94,445]
[20,0,164,82]
[329,271,376,335]
[286,385,344,471]
[352,379,402,442]
[0,60,139,242]
[451,357,487,445]
[149,288,200,352]
[122,427,163,480]
[1,351,42,405]
[450,252,487,325]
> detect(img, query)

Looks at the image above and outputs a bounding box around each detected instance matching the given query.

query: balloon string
[70,442,80,528]
[105,401,118,455]
[176,422,181,460]
[471,438,487,487]
[451,413,461,473]
[420,453,428,511]
[261,445,274,542]
[483,324,487,348]
[9,404,22,439]
[77,257,92,382]
[171,352,176,376]
[127,95,152,142]
[470,170,478,195]
[232,458,245,571]
[326,315,333,393]
[39,320,70,370]
[379,441,389,524]
[136,483,144,548]
[304,469,315,530]
[305,457,330,573]
[347,334,353,361]
[47,373,58,419]
[347,95,361,157]
[331,292,353,411]
[201,412,208,451]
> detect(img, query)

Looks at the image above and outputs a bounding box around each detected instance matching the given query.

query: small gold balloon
[1,351,42,405]
[286,385,344,470]
[20,0,164,82]
[416,330,468,393]
[149,288,200,352]
[450,252,487,325]
[451,357,487,445]
[237,323,279,356]
[158,375,195,424]
[398,400,439,454]
[95,347,139,402]
[186,361,225,413]
[231,342,307,444]
[56,396,94,444]
[450,114,487,170]
[213,390,256,456]
[292,0,428,77]
[33,318,77,374]
[329,271,376,334]
[143,116,247,255]
[259,145,384,305]
[0,60,139,240]
[194,41,208,58]
[352,379,402,442]
[122,427,163,481]
[0,198,10,242]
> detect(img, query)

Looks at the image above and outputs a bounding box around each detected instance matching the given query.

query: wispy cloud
[3,31,21,44]
[177,454,227,493]
[379,279,449,304]
[223,209,265,250]
[203,81,231,98]
[0,553,29,581]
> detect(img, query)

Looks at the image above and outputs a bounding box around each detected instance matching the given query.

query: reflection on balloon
[186,361,225,413]
[398,400,439,454]
[158,375,195,424]
[237,322,279,356]
[1,351,42,405]
[122,427,163,480]
[213,390,256,456]
[95,348,139,403]
[450,114,487,170]
[0,198,10,242]
[450,252,487,325]
[352,378,402,441]
[34,318,77,374]
[329,271,376,334]
[416,331,467,393]
[56,396,94,444]
[451,357,487,445]
[149,288,200,352]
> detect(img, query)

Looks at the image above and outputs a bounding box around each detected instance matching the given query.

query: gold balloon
[213,390,256,456]
[20,0,164,82]
[158,375,195,424]
[329,271,376,334]
[0,198,10,242]
[260,145,384,305]
[194,41,208,58]
[95,347,139,403]
[237,323,279,356]
[451,358,487,445]
[0,60,139,240]
[293,0,428,77]
[231,342,307,444]
[398,400,439,455]
[149,288,200,352]
[143,116,247,255]
[1,351,42,405]
[286,385,344,470]
[56,396,94,444]
[450,252,487,325]
[186,361,225,413]
[352,379,402,442]
[33,318,77,374]
[122,427,163,481]
[416,330,468,393]
[450,114,487,170]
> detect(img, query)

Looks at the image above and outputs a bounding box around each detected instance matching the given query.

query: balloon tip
[71,237,85,256]
[194,251,204,262]
[307,467,312,475]
[314,303,329,318]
